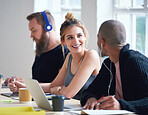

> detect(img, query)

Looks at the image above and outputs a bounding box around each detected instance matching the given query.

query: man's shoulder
[120,44,148,61]
[125,49,147,61]
[120,49,148,68]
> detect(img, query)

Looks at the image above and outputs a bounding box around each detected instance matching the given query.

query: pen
[8,77,16,87]
[97,95,115,105]
[13,77,16,87]
[97,95,104,105]
[0,100,13,103]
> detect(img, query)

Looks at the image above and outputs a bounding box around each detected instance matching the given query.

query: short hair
[26,10,56,31]
[99,20,126,47]
[60,12,88,45]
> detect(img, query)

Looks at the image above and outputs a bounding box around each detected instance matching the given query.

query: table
[0,88,82,115]
[0,87,136,115]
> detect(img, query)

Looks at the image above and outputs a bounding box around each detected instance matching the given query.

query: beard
[35,32,49,56]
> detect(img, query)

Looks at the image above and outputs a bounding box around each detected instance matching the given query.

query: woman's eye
[77,34,82,38]
[68,36,73,39]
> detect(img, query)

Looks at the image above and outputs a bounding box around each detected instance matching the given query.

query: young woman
[41,12,101,100]
[9,12,101,100]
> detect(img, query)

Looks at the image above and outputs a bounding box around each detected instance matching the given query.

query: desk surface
[0,88,82,115]
[0,88,136,115]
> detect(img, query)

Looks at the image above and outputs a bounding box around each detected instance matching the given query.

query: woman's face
[64,25,86,54]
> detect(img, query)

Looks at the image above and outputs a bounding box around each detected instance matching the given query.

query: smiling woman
[40,12,101,100]
[63,26,86,53]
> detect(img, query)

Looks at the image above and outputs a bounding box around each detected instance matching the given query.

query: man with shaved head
[81,20,148,114]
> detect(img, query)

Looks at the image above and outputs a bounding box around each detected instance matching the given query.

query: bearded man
[5,11,69,92]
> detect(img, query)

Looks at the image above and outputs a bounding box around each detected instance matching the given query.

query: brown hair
[60,12,88,45]
[26,10,56,31]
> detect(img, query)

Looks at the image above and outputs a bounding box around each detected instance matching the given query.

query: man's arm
[118,97,148,114]
[81,58,112,106]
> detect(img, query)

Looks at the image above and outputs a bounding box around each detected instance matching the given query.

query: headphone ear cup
[41,11,53,31]
[45,24,52,31]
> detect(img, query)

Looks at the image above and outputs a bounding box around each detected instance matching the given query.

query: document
[81,110,134,114]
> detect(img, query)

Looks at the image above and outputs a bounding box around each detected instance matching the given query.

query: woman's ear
[84,34,87,40]
[60,36,66,46]
[62,41,66,46]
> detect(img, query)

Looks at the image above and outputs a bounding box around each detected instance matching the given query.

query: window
[34,0,81,34]
[113,0,148,56]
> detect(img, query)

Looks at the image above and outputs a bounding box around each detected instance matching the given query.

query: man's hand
[97,95,121,110]
[8,81,26,92]
[83,97,99,110]
[4,76,23,86]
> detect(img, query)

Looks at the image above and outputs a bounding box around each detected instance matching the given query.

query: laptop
[22,78,79,111]
[22,77,54,110]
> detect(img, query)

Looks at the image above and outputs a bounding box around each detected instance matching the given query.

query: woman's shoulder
[84,49,100,63]
[85,49,99,58]
[84,49,100,74]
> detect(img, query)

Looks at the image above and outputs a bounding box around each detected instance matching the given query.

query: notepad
[81,110,134,114]
[0,106,45,115]
[1,92,19,97]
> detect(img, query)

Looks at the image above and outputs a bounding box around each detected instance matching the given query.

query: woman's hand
[50,86,62,95]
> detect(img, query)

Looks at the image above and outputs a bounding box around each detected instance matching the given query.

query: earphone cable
[99,44,113,96]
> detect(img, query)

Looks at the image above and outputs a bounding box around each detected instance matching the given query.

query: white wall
[81,0,113,52]
[0,0,113,79]
[81,0,98,51]
[0,0,34,78]
[97,0,113,30]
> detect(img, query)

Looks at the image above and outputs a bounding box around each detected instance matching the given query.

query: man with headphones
[5,11,69,92]
[81,20,148,114]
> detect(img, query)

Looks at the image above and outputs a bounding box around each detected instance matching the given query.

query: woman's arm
[40,83,51,93]
[57,50,101,98]
[40,53,70,93]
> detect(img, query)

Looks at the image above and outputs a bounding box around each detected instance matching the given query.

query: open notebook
[1,92,19,98]
[81,110,134,114]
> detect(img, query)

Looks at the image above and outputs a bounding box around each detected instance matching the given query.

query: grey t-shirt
[64,53,96,100]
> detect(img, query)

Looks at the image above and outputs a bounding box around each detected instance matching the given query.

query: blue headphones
[41,11,52,31]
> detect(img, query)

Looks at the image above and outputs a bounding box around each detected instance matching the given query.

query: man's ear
[101,38,105,47]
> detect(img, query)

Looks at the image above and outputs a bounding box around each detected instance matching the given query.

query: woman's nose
[73,36,79,42]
